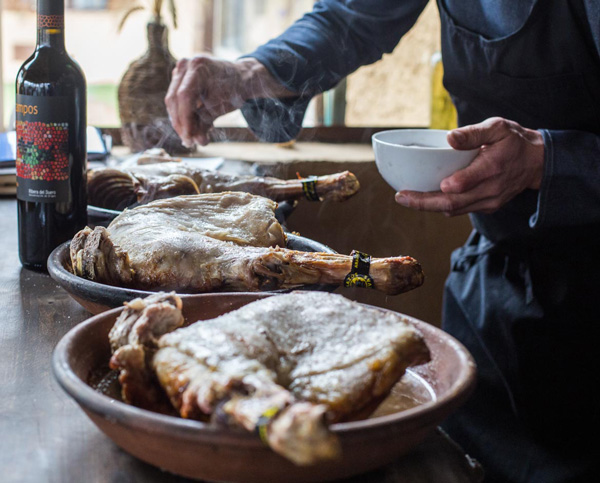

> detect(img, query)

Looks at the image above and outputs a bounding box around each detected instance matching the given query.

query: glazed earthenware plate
[47,234,337,314]
[52,293,476,483]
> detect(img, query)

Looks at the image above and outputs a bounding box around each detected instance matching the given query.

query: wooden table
[0,197,483,483]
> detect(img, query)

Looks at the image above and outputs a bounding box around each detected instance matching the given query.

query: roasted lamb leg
[109,291,431,465]
[70,192,424,295]
[88,149,360,209]
[109,292,185,414]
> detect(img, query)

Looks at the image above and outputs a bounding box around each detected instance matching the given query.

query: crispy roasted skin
[88,158,360,209]
[107,191,286,248]
[109,292,431,465]
[70,192,425,295]
[109,293,184,415]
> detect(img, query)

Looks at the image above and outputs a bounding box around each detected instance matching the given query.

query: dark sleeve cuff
[240,95,311,143]
[530,129,600,228]
[239,46,315,143]
[528,129,553,228]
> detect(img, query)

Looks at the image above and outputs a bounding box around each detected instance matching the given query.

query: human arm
[165,57,297,146]
[165,0,429,145]
[242,0,429,141]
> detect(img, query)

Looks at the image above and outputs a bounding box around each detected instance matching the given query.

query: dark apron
[437,1,600,482]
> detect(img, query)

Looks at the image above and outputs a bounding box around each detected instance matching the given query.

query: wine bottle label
[38,14,64,29]
[16,94,70,203]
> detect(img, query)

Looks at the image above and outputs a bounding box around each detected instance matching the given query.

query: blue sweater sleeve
[241,0,429,142]
[530,130,600,228]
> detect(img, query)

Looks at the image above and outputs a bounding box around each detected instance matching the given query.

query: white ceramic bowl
[372,129,479,192]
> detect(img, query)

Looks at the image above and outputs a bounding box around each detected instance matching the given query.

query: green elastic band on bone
[255,406,281,445]
[301,176,320,201]
[344,250,375,289]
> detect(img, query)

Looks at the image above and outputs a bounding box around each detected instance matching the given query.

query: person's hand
[394,117,545,216]
[165,56,249,147]
[165,56,295,147]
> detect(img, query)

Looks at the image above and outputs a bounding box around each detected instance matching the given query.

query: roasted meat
[109,292,431,465]
[88,149,360,210]
[70,192,425,295]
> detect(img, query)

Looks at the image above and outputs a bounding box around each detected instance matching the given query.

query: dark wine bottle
[16,0,87,271]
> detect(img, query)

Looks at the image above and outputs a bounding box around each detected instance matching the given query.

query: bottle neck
[36,0,65,50]
[147,21,167,52]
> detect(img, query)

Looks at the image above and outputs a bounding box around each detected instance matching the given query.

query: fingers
[395,182,505,217]
[192,108,214,146]
[395,190,462,214]
[440,149,500,193]
[441,117,515,193]
[165,57,214,147]
[393,117,544,216]
[175,66,206,147]
[165,58,189,142]
[448,117,513,150]
[165,55,248,147]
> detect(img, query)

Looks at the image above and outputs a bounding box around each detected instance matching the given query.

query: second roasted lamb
[70,192,425,295]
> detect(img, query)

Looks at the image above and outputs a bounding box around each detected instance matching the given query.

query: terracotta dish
[52,293,476,482]
[47,233,336,314]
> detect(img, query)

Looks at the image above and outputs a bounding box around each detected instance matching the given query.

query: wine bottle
[16,0,87,270]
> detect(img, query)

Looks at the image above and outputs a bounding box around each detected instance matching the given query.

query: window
[216,0,245,56]
[213,0,314,59]
[68,0,109,9]
[211,0,317,127]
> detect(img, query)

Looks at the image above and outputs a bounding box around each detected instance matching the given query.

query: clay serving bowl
[52,293,476,483]
[47,233,336,314]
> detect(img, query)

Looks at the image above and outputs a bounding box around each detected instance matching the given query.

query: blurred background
[1,0,441,130]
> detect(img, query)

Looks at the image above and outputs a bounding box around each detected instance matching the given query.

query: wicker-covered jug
[118,21,192,154]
